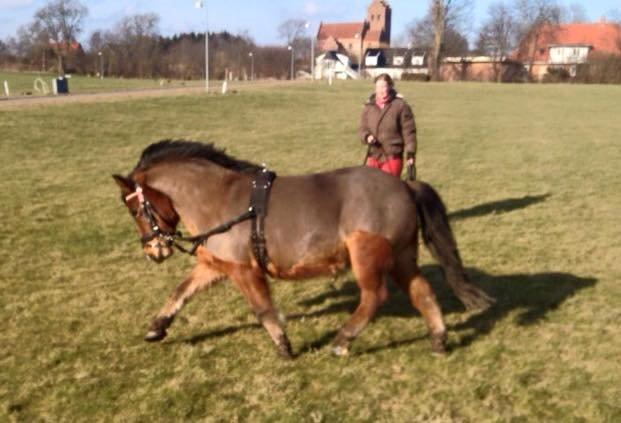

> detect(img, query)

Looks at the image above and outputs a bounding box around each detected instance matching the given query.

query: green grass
[0,70,203,96]
[1,81,620,421]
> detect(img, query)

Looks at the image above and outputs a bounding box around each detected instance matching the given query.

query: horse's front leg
[145,263,225,342]
[229,265,293,359]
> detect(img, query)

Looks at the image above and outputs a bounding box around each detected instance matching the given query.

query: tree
[406,2,470,78]
[277,19,307,46]
[476,2,516,58]
[116,13,160,78]
[426,0,473,80]
[277,18,312,72]
[475,2,516,81]
[513,0,563,79]
[33,0,88,74]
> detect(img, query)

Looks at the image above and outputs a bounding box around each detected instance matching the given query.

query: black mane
[134,139,264,174]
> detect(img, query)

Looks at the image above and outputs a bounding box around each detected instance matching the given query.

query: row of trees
[0,0,313,80]
[1,0,620,81]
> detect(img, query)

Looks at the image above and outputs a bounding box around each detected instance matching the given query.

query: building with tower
[316,0,391,67]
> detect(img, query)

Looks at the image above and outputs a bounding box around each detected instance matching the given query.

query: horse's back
[265,167,417,271]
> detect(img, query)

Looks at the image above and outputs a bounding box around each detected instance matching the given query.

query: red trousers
[366,156,403,177]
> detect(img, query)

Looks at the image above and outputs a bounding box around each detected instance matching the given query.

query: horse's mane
[133,139,264,174]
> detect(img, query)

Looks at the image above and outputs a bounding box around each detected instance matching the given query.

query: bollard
[222,80,228,94]
[3,80,9,97]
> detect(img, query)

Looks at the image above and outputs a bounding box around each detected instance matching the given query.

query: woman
[358,73,417,178]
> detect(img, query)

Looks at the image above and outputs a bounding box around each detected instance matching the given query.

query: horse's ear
[112,174,134,195]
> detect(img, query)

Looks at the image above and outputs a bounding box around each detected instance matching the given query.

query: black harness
[131,168,276,270]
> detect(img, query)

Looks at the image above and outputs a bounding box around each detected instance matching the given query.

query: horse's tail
[407,180,494,310]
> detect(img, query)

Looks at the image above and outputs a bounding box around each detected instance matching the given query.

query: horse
[113,140,493,358]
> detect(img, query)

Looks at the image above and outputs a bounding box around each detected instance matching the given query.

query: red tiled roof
[317,22,365,41]
[515,22,621,62]
[49,40,82,52]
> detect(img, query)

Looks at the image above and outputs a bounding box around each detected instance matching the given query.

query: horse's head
[113,174,180,263]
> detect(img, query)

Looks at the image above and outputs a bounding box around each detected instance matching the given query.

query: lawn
[1,80,620,421]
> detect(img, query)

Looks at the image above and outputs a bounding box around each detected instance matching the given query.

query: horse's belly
[268,247,349,280]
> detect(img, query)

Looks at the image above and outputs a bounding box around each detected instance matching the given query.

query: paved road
[0,86,209,109]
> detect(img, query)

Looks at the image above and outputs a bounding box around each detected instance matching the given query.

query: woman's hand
[366,134,377,144]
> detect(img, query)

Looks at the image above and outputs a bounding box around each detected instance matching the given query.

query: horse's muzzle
[143,239,174,263]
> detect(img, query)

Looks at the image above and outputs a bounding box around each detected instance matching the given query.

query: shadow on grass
[180,265,596,356]
[294,265,596,353]
[448,193,551,221]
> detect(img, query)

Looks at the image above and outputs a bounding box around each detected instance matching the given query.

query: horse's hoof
[331,345,349,357]
[431,332,447,355]
[276,335,294,359]
[277,346,294,360]
[144,329,167,342]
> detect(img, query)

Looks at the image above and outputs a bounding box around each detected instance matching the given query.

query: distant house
[363,47,428,79]
[314,51,359,80]
[316,0,391,68]
[514,22,621,79]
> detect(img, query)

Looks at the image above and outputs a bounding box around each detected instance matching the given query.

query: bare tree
[9,21,51,70]
[33,0,88,74]
[514,0,563,79]
[427,0,473,80]
[476,2,515,58]
[277,19,307,46]
[408,17,468,56]
[475,2,516,81]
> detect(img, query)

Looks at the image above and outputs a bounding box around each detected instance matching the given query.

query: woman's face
[375,79,390,99]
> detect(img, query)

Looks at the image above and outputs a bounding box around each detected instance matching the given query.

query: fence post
[3,81,9,97]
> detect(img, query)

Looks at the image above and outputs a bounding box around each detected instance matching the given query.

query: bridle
[124,182,261,257]
[125,185,179,248]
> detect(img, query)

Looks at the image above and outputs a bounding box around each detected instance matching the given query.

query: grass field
[1,80,620,421]
[0,70,203,97]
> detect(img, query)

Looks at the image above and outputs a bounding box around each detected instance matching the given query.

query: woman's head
[374,73,394,99]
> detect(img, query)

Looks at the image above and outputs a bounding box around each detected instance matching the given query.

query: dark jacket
[358,90,417,161]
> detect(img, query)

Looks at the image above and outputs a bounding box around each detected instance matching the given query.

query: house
[316,0,391,68]
[314,51,359,80]
[514,21,621,79]
[362,47,428,79]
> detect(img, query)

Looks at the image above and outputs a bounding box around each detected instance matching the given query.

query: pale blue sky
[1,0,619,46]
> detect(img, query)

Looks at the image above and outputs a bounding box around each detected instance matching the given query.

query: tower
[366,0,391,46]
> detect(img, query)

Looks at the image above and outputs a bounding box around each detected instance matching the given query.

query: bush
[575,54,621,84]
[542,67,571,83]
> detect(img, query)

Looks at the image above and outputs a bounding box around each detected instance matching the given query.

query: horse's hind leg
[391,247,447,354]
[229,266,293,359]
[145,263,225,342]
[331,232,393,356]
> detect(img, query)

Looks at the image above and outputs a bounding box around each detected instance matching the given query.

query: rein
[126,169,276,261]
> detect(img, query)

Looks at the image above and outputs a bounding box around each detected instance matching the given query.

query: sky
[1,0,620,47]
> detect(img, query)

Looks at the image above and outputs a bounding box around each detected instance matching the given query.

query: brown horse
[113,140,493,358]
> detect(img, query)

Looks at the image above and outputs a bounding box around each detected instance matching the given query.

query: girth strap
[249,169,276,271]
